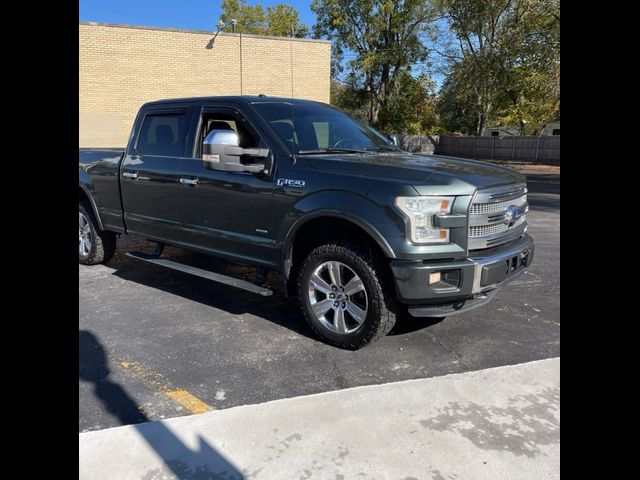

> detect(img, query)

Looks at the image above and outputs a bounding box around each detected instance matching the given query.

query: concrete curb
[80,358,560,480]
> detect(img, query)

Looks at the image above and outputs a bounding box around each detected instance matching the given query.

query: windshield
[252,102,401,155]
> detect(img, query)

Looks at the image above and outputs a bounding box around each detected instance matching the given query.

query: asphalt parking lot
[79,172,559,433]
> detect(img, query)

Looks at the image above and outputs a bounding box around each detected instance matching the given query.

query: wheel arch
[79,183,104,231]
[282,212,395,296]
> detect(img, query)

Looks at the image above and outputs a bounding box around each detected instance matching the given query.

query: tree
[436,75,478,134]
[220,0,265,34]
[435,0,560,135]
[312,0,439,126]
[266,4,309,37]
[332,73,440,135]
[220,0,308,37]
[330,80,369,122]
[378,73,440,134]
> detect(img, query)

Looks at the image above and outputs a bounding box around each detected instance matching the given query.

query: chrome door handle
[122,171,138,179]
[180,177,199,186]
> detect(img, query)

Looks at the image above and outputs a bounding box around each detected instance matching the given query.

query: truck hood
[306,152,525,194]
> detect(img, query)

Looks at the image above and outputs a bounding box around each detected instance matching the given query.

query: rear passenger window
[137,113,188,157]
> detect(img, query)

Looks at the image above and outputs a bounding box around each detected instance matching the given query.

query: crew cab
[79,96,534,349]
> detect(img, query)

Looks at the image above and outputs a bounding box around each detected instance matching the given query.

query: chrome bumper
[470,236,534,294]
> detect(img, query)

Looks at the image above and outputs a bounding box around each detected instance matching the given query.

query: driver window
[200,112,260,158]
[197,110,269,174]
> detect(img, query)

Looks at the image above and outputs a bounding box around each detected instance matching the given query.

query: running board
[126,251,273,296]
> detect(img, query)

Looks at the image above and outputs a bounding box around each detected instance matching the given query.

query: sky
[79,0,317,32]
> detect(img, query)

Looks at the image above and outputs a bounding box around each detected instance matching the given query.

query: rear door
[120,106,193,242]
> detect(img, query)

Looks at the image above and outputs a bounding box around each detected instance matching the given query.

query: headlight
[395,196,454,244]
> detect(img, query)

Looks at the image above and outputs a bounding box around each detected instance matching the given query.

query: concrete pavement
[79,357,559,480]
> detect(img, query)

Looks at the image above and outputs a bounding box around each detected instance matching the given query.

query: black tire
[79,201,116,265]
[297,241,397,349]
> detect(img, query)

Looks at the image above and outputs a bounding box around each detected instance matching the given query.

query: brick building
[79,22,331,147]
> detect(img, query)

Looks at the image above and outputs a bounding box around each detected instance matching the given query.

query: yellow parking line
[114,355,213,415]
[166,390,212,414]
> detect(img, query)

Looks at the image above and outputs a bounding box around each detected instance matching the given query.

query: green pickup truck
[79,96,533,349]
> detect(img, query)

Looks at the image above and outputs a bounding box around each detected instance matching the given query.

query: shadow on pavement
[109,254,322,343]
[80,329,149,426]
[79,330,245,480]
[109,252,433,344]
[388,314,445,336]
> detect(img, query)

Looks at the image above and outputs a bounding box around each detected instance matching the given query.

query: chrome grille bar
[469,195,528,215]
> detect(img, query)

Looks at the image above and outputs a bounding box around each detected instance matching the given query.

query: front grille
[469,194,527,214]
[468,183,528,250]
[470,223,509,238]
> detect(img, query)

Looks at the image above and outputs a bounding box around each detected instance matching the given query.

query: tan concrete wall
[79,22,331,147]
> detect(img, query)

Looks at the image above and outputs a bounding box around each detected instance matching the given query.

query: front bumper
[390,234,534,317]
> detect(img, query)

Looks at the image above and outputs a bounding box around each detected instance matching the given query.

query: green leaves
[220,0,308,37]
[437,0,560,134]
[266,4,309,37]
[312,0,440,129]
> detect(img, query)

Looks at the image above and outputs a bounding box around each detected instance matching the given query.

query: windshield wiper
[366,146,402,152]
[297,148,369,155]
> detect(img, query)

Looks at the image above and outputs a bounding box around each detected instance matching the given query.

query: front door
[177,107,279,268]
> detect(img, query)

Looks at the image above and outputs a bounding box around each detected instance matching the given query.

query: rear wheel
[297,241,397,349]
[79,201,116,265]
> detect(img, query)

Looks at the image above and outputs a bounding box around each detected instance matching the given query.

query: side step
[126,251,273,297]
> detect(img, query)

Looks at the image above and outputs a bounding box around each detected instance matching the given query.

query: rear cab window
[136,111,189,157]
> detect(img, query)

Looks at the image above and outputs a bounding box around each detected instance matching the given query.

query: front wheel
[297,241,397,349]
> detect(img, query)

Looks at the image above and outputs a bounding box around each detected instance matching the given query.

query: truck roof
[143,96,325,107]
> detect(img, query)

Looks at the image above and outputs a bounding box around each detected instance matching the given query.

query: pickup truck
[79,96,534,349]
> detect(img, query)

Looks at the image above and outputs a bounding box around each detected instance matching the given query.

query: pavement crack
[315,348,353,389]
[427,334,472,369]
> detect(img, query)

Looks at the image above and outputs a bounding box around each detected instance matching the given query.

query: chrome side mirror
[202,129,268,174]
[204,129,240,148]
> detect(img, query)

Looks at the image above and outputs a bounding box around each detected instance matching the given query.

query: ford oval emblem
[504,205,524,226]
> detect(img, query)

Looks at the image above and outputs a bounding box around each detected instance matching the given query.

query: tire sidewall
[79,203,99,264]
[298,245,385,347]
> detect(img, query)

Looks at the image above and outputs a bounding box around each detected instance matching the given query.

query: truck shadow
[108,247,319,341]
[79,330,245,479]
[388,315,445,335]
[107,243,434,342]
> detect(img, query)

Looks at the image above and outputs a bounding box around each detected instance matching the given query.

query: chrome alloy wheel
[308,261,368,334]
[79,212,92,256]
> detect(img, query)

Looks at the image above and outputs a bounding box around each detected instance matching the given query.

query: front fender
[280,190,403,261]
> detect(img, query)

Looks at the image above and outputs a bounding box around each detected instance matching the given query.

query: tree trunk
[369,95,380,125]
[476,113,486,136]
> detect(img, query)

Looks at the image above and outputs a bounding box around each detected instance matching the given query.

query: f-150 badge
[277,178,306,188]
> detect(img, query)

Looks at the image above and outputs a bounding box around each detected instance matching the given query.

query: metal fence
[433,135,560,164]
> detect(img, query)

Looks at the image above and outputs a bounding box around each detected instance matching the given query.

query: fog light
[520,250,530,267]
[429,272,441,285]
